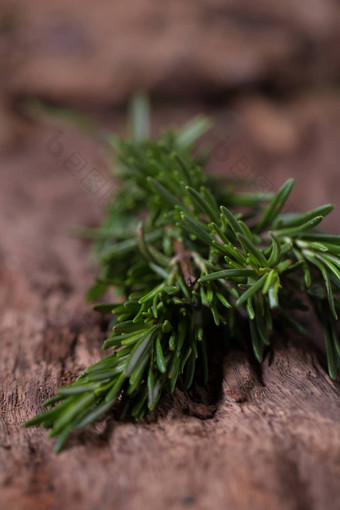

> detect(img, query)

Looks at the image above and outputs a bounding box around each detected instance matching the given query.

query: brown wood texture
[2,1,340,105]
[1,117,340,510]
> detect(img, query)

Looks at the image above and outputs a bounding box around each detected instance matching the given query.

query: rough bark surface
[1,117,340,510]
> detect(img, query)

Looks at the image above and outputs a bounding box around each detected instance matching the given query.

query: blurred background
[1,3,340,508]
[1,0,340,238]
[0,0,339,301]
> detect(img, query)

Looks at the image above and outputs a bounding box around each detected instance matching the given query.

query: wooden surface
[3,1,340,105]
[1,120,340,510]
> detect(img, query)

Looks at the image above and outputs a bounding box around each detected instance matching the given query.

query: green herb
[25,98,340,452]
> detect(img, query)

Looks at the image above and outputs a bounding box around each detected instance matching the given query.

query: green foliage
[25,101,340,451]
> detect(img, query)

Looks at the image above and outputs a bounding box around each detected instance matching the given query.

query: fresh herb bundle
[26,100,340,452]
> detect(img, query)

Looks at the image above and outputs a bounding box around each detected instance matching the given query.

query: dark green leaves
[323,325,338,380]
[185,186,219,223]
[236,233,268,268]
[305,254,338,320]
[25,108,340,451]
[220,206,243,236]
[125,327,157,377]
[155,335,167,373]
[149,178,183,208]
[179,213,212,244]
[255,178,294,233]
[198,269,257,283]
[275,203,333,229]
[236,274,268,306]
[267,233,281,267]
[273,216,324,238]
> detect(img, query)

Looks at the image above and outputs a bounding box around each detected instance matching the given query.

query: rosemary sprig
[25,100,340,451]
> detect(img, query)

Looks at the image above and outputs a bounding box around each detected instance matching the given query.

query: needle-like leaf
[25,106,340,451]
